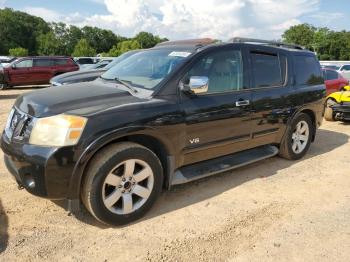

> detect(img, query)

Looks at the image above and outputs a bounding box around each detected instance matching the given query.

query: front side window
[102,49,192,90]
[294,55,323,86]
[183,49,243,93]
[251,52,284,88]
[16,59,33,68]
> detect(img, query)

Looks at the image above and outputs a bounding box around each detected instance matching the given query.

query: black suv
[1,38,325,226]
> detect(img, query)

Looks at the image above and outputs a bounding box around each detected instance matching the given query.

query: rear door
[180,46,253,165]
[9,59,33,85]
[247,46,291,146]
[32,58,54,84]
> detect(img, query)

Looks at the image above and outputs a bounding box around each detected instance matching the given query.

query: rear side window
[77,58,94,64]
[251,52,285,88]
[54,59,68,65]
[34,59,52,67]
[325,70,339,81]
[294,55,323,86]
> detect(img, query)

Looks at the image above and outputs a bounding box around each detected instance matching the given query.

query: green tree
[72,39,96,57]
[108,40,141,56]
[282,23,316,50]
[0,8,50,55]
[9,47,28,57]
[37,31,60,55]
[135,31,168,48]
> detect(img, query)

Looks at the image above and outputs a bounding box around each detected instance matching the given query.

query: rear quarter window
[294,55,323,86]
[54,59,69,66]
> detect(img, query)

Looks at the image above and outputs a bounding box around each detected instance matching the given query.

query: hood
[15,80,147,118]
[51,69,106,85]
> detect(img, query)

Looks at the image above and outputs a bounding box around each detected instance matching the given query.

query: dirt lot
[1,87,350,261]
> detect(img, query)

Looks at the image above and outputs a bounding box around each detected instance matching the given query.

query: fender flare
[66,126,175,199]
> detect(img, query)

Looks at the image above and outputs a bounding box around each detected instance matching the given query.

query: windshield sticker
[168,51,191,57]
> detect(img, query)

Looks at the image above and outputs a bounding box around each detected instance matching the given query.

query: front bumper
[1,132,77,199]
[332,103,350,121]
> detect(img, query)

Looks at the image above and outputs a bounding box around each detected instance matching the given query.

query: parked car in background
[0,56,79,90]
[323,68,349,95]
[320,63,350,80]
[50,50,141,86]
[74,57,100,70]
[324,86,350,121]
[1,38,325,225]
[338,64,350,80]
[0,56,16,66]
[80,58,113,70]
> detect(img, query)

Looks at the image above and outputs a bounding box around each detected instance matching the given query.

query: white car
[321,63,350,80]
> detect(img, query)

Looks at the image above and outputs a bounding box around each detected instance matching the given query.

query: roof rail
[156,38,217,48]
[230,37,304,50]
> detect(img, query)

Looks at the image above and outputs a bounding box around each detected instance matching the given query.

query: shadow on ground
[53,128,348,228]
[0,199,9,253]
[0,86,48,100]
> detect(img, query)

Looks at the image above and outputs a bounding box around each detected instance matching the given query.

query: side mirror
[343,86,350,91]
[182,76,209,95]
[11,64,16,69]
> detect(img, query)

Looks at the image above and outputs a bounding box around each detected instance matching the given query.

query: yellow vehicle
[325,86,350,121]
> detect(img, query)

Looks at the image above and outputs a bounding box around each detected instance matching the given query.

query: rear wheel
[324,98,336,121]
[279,113,312,160]
[81,142,163,226]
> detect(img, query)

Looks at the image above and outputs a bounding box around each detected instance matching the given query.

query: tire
[324,98,336,122]
[279,113,313,160]
[81,142,163,226]
[0,83,7,90]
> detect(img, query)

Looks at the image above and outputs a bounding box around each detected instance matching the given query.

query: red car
[323,68,349,95]
[0,56,79,90]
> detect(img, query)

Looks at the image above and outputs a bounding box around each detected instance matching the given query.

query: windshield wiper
[114,77,138,93]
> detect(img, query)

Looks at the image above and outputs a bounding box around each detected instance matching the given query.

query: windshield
[101,49,192,90]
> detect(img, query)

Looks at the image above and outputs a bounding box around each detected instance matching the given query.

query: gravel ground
[1,87,350,261]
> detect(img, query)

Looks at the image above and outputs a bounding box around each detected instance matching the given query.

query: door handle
[235,100,250,107]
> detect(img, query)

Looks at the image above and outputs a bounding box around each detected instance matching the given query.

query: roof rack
[230,37,304,50]
[156,38,217,48]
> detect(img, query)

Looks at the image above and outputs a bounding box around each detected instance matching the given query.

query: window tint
[294,55,323,86]
[325,70,339,80]
[16,59,33,68]
[54,59,68,65]
[341,65,350,71]
[185,50,243,93]
[34,59,52,67]
[251,52,283,88]
[77,58,94,64]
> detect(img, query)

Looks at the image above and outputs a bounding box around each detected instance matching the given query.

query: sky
[0,0,349,40]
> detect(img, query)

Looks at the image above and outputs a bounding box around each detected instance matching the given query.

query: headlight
[29,114,87,147]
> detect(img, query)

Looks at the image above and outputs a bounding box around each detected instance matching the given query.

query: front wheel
[81,142,163,226]
[279,113,312,160]
[0,83,8,90]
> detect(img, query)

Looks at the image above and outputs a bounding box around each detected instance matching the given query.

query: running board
[171,145,279,186]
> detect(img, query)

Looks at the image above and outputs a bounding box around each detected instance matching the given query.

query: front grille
[5,108,32,141]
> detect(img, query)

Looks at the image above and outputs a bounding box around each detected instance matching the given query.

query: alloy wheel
[291,120,309,154]
[102,159,154,215]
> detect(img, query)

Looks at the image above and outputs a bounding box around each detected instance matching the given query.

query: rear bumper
[332,104,350,121]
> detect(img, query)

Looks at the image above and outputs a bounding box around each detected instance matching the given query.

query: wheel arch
[67,128,175,199]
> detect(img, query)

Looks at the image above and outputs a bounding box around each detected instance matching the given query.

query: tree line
[0,8,167,57]
[282,23,350,60]
[1,8,350,60]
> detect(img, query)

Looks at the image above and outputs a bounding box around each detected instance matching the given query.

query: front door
[180,47,252,165]
[10,59,33,85]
